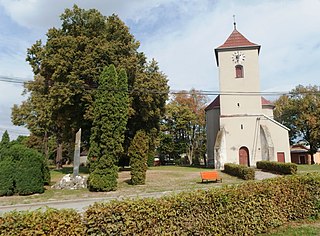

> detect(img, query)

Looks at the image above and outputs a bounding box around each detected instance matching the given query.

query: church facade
[206,26,290,169]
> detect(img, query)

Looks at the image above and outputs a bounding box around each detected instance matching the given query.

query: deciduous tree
[12,5,169,168]
[274,85,320,164]
[160,89,208,165]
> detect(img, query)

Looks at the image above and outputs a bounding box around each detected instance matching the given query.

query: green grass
[297,164,320,173]
[260,219,320,236]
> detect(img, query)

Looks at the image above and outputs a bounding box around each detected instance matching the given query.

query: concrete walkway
[255,170,280,180]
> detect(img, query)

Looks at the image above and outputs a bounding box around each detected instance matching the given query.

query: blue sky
[0,0,320,139]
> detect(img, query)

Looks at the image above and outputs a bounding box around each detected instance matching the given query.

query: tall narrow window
[235,65,244,78]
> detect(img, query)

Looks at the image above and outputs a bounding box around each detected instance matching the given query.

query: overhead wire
[0,74,294,96]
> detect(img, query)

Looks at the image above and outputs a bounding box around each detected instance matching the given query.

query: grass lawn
[260,219,320,236]
[297,164,320,173]
[0,165,244,206]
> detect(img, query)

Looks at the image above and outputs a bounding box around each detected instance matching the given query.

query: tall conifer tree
[87,65,128,191]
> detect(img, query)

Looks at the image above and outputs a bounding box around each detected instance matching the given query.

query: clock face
[232,51,245,64]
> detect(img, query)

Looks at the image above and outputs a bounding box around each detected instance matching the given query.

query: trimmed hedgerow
[257,161,297,175]
[84,173,320,235]
[1,174,320,235]
[0,208,85,235]
[224,163,255,180]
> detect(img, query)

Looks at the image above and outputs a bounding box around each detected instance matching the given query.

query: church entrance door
[277,152,285,163]
[239,147,250,166]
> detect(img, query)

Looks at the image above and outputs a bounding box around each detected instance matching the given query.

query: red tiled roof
[261,97,274,107]
[217,29,258,49]
[205,96,273,111]
[205,96,220,111]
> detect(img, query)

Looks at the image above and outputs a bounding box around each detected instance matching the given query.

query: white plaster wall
[260,117,291,163]
[205,108,220,167]
[217,49,261,116]
[220,116,262,166]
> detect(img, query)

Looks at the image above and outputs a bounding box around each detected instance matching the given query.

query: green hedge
[224,163,255,180]
[1,174,320,235]
[84,173,320,235]
[257,161,297,175]
[0,208,84,235]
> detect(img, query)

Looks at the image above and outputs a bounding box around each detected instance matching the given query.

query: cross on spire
[233,15,237,30]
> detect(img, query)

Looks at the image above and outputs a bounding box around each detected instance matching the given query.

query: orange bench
[200,171,222,183]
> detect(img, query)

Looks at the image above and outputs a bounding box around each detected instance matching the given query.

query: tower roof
[214,28,260,66]
[217,29,259,49]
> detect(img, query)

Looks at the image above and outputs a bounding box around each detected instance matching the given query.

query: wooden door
[239,147,249,166]
[277,152,285,163]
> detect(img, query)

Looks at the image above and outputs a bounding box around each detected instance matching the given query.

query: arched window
[235,65,244,78]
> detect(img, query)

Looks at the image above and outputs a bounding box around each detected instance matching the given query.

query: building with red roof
[206,24,290,169]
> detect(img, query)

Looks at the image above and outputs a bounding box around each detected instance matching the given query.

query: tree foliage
[274,84,320,163]
[159,89,208,165]
[87,65,128,191]
[11,5,169,168]
[129,130,149,185]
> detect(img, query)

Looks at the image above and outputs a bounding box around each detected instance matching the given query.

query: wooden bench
[200,171,222,183]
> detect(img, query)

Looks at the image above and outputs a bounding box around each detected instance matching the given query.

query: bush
[129,130,149,185]
[87,166,118,192]
[257,161,297,174]
[0,208,85,235]
[84,173,320,235]
[224,163,255,180]
[0,144,49,196]
[0,159,15,196]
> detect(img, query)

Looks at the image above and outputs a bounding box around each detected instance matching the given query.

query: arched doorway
[239,146,250,166]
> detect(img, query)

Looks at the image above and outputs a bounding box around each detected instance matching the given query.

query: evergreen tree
[129,130,149,185]
[274,84,320,164]
[87,65,128,191]
[0,131,10,151]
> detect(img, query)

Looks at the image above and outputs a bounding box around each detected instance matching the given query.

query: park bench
[200,171,222,183]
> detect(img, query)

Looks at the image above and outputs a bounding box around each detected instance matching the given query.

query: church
[205,24,290,169]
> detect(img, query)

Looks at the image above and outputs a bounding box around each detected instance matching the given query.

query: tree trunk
[43,131,48,160]
[311,153,315,165]
[56,143,63,169]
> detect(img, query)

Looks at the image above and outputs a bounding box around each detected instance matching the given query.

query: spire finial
[233,15,236,30]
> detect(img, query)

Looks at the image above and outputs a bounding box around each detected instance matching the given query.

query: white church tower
[206,23,290,169]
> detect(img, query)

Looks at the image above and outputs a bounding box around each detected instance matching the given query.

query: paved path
[255,170,279,180]
[0,191,173,215]
[0,171,280,215]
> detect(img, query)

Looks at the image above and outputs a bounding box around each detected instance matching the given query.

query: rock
[51,174,87,190]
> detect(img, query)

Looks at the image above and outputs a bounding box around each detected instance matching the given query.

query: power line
[0,74,315,97]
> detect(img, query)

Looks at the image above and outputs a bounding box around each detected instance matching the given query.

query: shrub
[224,163,255,180]
[129,130,149,185]
[0,144,49,196]
[87,166,118,192]
[84,173,320,235]
[0,208,85,235]
[257,161,297,174]
[0,159,15,196]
